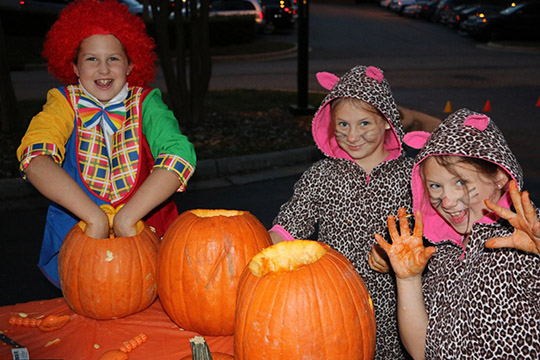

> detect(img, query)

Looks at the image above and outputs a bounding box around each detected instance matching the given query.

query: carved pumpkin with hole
[157,209,272,335]
[58,205,159,320]
[234,240,376,360]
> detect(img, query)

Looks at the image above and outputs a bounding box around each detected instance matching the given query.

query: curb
[0,146,322,212]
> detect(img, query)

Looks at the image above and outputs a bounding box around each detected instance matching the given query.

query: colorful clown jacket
[17,85,196,287]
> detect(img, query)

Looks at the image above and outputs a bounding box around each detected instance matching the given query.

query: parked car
[389,0,419,14]
[208,0,267,44]
[432,0,475,22]
[402,0,440,19]
[460,1,540,41]
[260,0,296,34]
[445,2,511,28]
[210,0,266,29]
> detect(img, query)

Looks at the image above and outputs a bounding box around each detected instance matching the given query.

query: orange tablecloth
[0,298,234,359]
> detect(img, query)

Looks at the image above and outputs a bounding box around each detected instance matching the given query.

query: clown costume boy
[16,0,196,287]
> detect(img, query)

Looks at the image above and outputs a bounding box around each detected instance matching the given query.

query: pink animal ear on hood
[365,66,384,83]
[403,131,431,149]
[316,72,340,90]
[463,114,489,131]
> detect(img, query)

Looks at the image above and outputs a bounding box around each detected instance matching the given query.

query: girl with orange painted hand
[376,109,540,359]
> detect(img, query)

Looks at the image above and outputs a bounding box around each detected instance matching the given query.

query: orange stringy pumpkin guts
[120,333,147,352]
[98,334,148,360]
[9,314,70,331]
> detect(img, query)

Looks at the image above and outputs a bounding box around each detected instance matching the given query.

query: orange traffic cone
[536,96,540,107]
[483,100,492,112]
[443,101,452,114]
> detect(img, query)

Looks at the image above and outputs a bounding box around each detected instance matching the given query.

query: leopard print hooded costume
[272,65,413,359]
[404,108,540,359]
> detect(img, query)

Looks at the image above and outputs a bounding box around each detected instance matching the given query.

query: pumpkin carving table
[0,298,234,359]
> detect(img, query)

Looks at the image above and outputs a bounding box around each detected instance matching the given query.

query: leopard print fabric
[274,156,413,359]
[410,108,539,358]
[274,65,413,359]
[423,217,540,359]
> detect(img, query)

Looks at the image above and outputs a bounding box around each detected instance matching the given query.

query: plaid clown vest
[61,85,177,235]
[67,85,148,203]
[36,86,178,288]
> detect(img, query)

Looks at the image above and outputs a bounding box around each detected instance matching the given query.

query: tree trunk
[150,0,212,128]
[0,18,20,133]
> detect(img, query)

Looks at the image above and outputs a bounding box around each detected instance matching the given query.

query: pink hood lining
[412,154,516,248]
[312,101,402,163]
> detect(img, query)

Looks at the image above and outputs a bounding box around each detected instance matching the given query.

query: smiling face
[332,98,390,173]
[421,156,508,235]
[73,34,133,103]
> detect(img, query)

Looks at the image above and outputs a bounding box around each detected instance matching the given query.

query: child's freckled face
[73,34,133,103]
[333,101,389,170]
[422,156,504,235]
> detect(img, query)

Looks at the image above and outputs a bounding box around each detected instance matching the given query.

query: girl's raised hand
[485,180,540,255]
[375,208,436,279]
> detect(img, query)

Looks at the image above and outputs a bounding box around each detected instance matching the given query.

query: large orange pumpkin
[157,209,272,335]
[58,205,159,320]
[234,240,376,360]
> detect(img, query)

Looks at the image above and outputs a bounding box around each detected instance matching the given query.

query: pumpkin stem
[189,336,214,360]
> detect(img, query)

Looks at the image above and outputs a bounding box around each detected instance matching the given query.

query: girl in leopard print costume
[377,108,540,359]
[270,65,413,359]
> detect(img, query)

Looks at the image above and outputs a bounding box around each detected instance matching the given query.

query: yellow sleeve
[17,88,75,176]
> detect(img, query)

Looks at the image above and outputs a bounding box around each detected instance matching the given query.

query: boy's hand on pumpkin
[375,208,436,279]
[83,207,110,239]
[368,244,390,273]
[113,206,139,237]
[485,180,540,255]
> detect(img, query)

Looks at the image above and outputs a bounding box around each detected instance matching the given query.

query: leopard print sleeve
[272,159,329,240]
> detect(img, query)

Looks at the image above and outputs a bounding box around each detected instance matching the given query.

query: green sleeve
[141,88,197,168]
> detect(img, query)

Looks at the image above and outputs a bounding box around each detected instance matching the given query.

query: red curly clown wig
[42,0,156,86]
